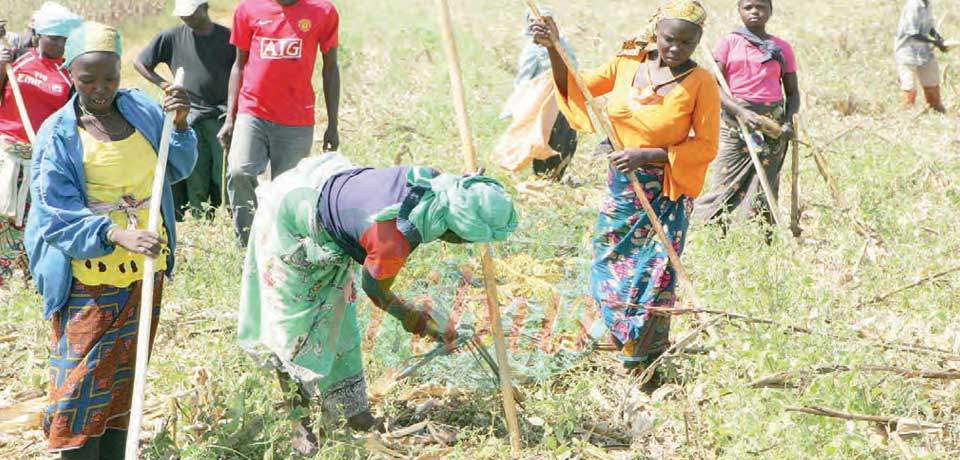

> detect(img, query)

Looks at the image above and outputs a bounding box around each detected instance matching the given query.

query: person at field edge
[238,153,518,454]
[694,0,800,228]
[0,19,23,51]
[220,0,341,247]
[0,2,81,288]
[496,7,579,181]
[894,0,947,113]
[135,0,236,220]
[24,22,197,459]
[530,0,720,385]
[1,15,40,59]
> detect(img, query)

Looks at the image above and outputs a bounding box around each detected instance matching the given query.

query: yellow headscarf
[626,0,707,49]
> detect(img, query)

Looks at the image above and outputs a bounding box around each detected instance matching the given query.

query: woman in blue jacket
[24,22,196,459]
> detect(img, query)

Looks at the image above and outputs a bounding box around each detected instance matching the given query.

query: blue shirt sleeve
[166,128,198,184]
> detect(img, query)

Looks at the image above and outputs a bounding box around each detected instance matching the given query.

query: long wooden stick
[789,114,801,238]
[1,38,37,227]
[800,124,883,243]
[809,147,883,242]
[126,68,185,459]
[635,316,723,386]
[435,1,522,454]
[220,148,227,211]
[750,364,960,389]
[700,46,785,229]
[859,265,960,307]
[633,304,960,360]
[785,405,943,430]
[522,1,702,310]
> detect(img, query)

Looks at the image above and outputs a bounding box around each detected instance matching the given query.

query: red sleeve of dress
[360,220,411,281]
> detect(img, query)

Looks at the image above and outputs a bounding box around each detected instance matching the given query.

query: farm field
[2,0,960,458]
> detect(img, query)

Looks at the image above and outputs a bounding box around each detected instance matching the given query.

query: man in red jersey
[219,0,340,246]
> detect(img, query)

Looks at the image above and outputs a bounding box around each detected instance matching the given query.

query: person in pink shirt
[218,0,340,247]
[694,0,800,232]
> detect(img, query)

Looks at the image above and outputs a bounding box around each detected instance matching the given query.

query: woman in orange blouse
[531,0,719,379]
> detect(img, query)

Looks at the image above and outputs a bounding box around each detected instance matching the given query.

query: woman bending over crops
[238,153,518,454]
[530,0,719,377]
[0,2,81,287]
[25,22,196,459]
[694,0,800,226]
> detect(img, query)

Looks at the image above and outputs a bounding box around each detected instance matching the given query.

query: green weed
[2,0,960,458]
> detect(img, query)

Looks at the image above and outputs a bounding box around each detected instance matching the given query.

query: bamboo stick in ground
[790,115,802,238]
[800,124,883,243]
[522,0,703,311]
[220,149,227,211]
[435,1,522,454]
[125,68,185,459]
[809,144,880,242]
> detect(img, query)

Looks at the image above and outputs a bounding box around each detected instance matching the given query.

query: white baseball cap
[172,0,208,16]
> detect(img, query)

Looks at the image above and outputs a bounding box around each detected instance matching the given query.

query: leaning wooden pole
[125,68,185,459]
[435,1,522,454]
[804,132,881,243]
[522,1,703,309]
[789,114,801,237]
[220,152,227,211]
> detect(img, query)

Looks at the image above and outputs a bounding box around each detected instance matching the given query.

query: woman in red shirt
[0,2,80,287]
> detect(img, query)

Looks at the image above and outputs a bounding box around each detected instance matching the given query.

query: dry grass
[2,0,960,459]
[0,0,166,29]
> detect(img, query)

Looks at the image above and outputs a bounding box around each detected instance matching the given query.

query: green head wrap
[62,21,121,69]
[379,167,519,244]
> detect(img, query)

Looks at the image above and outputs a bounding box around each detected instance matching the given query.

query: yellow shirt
[71,129,168,287]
